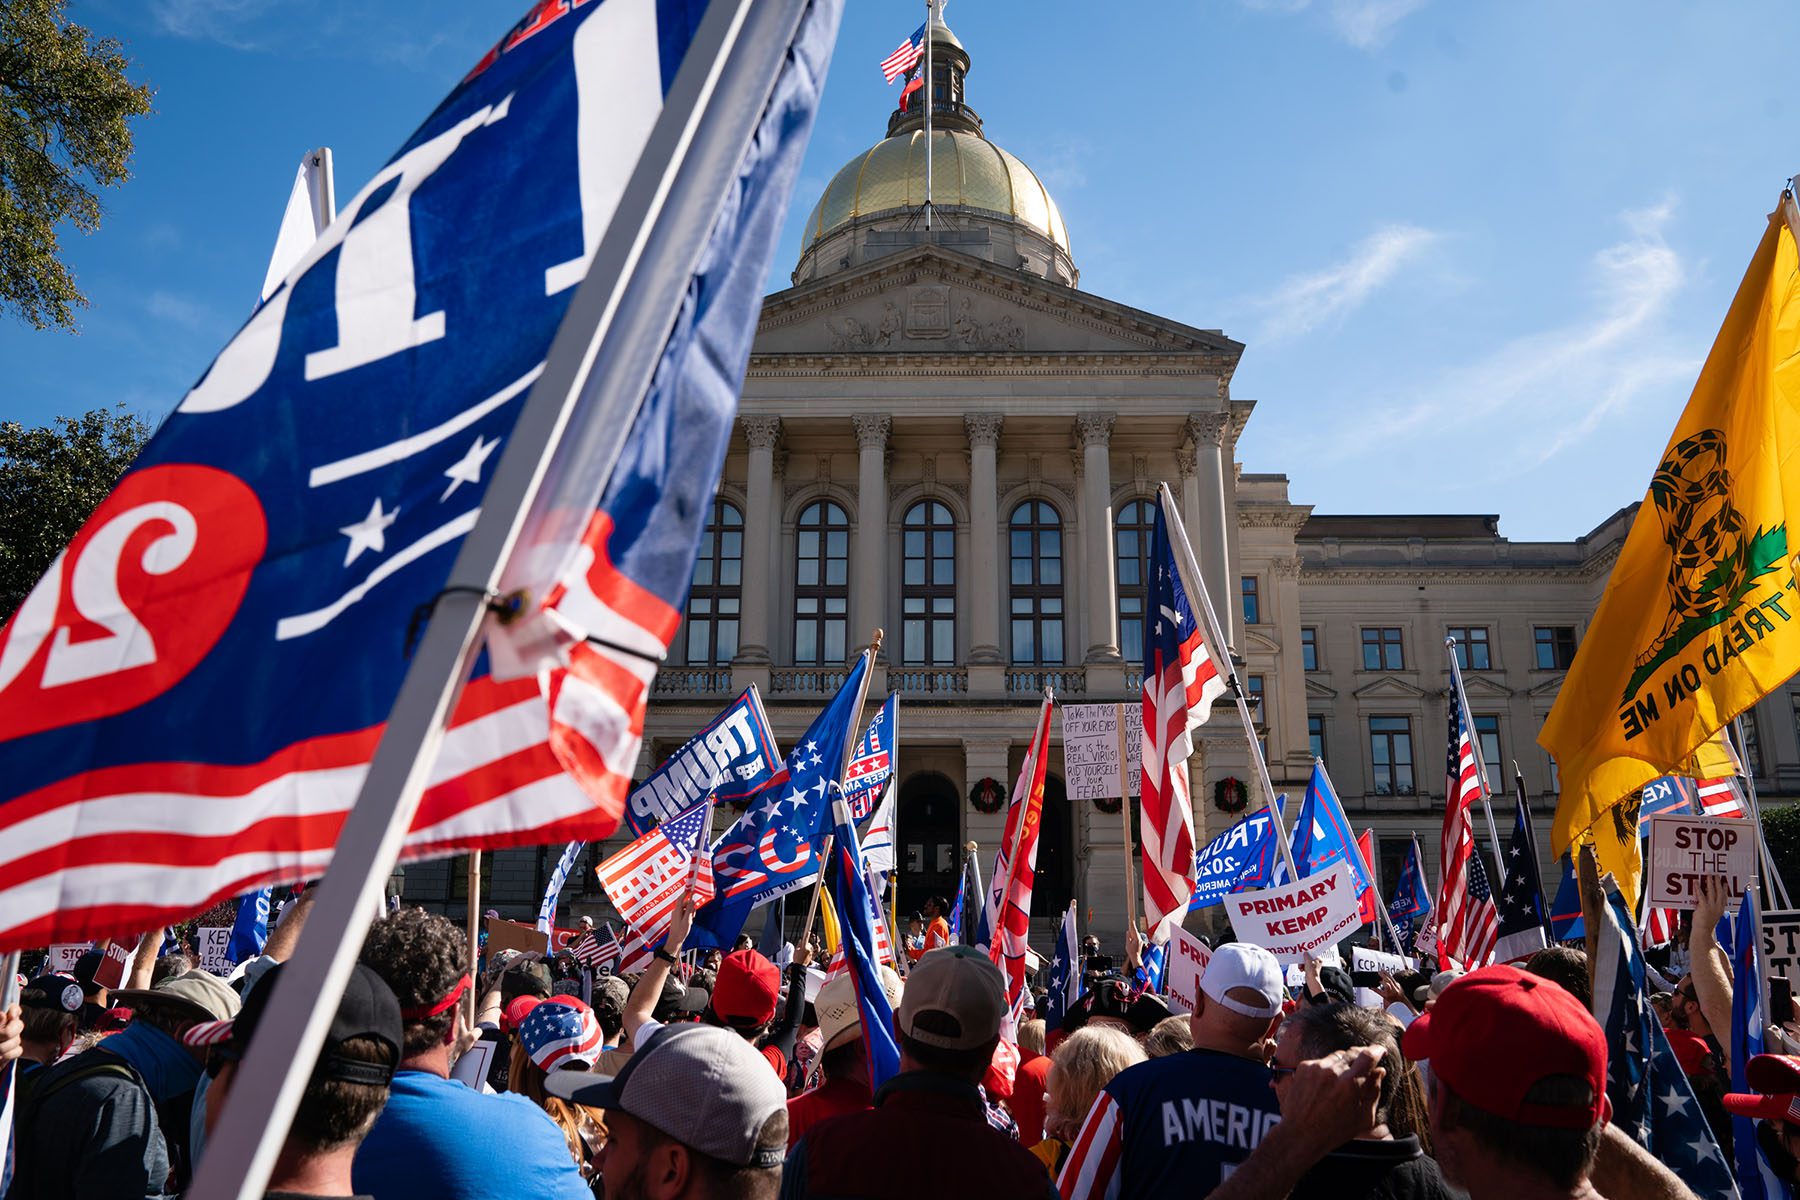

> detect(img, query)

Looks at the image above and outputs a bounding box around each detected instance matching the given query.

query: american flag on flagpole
[1696,775,1748,818]
[879,23,925,82]
[1436,704,1498,969]
[1140,488,1230,944]
[596,801,716,973]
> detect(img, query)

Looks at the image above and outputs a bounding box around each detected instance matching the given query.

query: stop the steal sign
[1647,814,1756,908]
[1226,861,1362,964]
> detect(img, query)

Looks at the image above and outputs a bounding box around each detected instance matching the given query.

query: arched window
[1009,500,1063,665]
[901,500,956,665]
[793,500,849,664]
[1114,499,1154,664]
[685,497,742,665]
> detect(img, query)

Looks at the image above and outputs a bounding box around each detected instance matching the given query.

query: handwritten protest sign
[198,927,232,974]
[1227,862,1362,964]
[1164,924,1212,1014]
[1764,909,1800,984]
[1062,705,1122,800]
[1647,814,1755,907]
[46,944,90,973]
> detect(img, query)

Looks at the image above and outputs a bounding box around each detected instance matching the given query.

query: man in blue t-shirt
[1058,942,1286,1200]
[353,910,591,1200]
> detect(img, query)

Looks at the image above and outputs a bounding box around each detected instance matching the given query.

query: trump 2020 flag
[1544,189,1800,911]
[0,0,843,951]
[1187,795,1287,911]
[622,687,782,836]
[689,651,870,950]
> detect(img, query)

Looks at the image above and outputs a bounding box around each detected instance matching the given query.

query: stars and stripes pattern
[843,693,896,819]
[1594,884,1737,1196]
[1140,489,1231,945]
[1494,792,1549,964]
[569,923,620,972]
[1043,901,1082,1030]
[861,780,896,878]
[1436,704,1496,969]
[0,0,841,952]
[595,800,716,972]
[1696,775,1748,818]
[517,1000,603,1073]
[1056,1091,1125,1200]
[879,23,925,82]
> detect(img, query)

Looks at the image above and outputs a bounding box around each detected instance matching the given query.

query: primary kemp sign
[1164,924,1213,1014]
[1647,814,1756,907]
[1226,861,1362,964]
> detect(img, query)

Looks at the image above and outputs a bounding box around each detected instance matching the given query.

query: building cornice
[746,351,1234,379]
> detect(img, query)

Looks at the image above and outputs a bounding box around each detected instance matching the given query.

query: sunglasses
[1269,1064,1298,1081]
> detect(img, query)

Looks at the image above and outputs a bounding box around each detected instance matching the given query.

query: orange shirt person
[922,895,953,954]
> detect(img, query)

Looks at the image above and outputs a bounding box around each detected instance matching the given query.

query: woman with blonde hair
[509,997,608,1184]
[1032,1025,1146,1175]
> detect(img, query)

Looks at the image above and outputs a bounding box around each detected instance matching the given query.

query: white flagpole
[1445,637,1509,886]
[189,4,822,1196]
[1156,482,1297,880]
[922,0,933,230]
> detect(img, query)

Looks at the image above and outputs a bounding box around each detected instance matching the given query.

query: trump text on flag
[623,689,779,835]
[1226,861,1363,964]
[1646,814,1756,908]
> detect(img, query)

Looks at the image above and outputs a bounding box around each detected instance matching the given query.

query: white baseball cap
[1199,943,1285,1019]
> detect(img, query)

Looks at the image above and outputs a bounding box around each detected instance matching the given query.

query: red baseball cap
[710,949,781,1026]
[1403,964,1609,1130]
[502,994,542,1033]
[1723,1054,1800,1123]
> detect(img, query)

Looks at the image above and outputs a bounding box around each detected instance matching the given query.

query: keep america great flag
[0,0,840,950]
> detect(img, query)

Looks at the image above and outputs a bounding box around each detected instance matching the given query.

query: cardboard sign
[198,927,232,975]
[484,918,586,958]
[1061,705,1124,801]
[93,938,142,989]
[1647,814,1756,908]
[1164,925,1212,1014]
[46,943,90,973]
[1227,862,1363,964]
[1764,909,1800,984]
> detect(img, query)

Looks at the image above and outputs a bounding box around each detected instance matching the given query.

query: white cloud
[1329,0,1430,49]
[1319,197,1696,466]
[1250,223,1443,343]
[146,290,219,332]
[1235,0,1429,49]
[150,0,266,50]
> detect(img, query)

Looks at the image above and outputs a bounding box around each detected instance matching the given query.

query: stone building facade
[404,17,1799,947]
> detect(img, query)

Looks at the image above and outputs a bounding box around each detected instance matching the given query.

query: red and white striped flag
[1435,705,1498,969]
[595,801,715,972]
[1695,775,1748,819]
[987,693,1052,1007]
[1139,488,1231,944]
[879,23,925,83]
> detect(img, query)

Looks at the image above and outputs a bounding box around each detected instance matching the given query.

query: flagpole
[922,0,933,230]
[1445,637,1509,886]
[1732,715,1793,910]
[464,852,482,1026]
[1156,483,1297,880]
[992,689,1051,953]
[798,637,880,952]
[189,5,823,1196]
[1512,761,1553,941]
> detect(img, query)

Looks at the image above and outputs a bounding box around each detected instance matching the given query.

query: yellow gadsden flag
[1542,190,1800,908]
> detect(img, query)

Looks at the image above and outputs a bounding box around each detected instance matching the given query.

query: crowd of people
[0,873,1792,1200]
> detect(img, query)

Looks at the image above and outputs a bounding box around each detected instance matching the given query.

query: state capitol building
[410,16,1800,945]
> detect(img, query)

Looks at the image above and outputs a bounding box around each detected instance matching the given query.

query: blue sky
[5,0,1797,541]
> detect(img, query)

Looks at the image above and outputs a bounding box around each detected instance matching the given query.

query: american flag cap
[518,998,603,1073]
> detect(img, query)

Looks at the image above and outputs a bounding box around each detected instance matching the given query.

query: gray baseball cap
[544,1024,786,1167]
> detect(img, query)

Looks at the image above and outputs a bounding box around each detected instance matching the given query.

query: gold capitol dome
[792,10,1076,287]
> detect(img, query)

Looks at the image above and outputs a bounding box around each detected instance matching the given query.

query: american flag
[986,693,1051,1008]
[1140,489,1230,944]
[1695,775,1748,818]
[0,0,840,952]
[569,924,620,971]
[596,800,716,971]
[517,1000,603,1072]
[843,693,896,819]
[1493,792,1548,964]
[1436,705,1497,969]
[879,23,925,83]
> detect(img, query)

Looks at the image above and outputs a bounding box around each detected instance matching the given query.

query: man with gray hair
[1058,941,1287,1200]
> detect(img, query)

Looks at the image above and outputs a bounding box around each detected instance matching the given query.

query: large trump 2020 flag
[0,0,841,952]
[1542,187,1800,909]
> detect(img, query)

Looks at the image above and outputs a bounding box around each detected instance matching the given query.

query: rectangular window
[1301,626,1319,672]
[1361,627,1404,671]
[1241,576,1261,625]
[1473,715,1501,777]
[1740,714,1765,777]
[1377,837,1412,898]
[1534,626,1577,670]
[1447,626,1491,671]
[1308,714,1326,764]
[1247,675,1266,726]
[1369,716,1415,795]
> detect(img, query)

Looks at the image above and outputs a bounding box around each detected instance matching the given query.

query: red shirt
[1008,1053,1052,1148]
[787,1075,873,1147]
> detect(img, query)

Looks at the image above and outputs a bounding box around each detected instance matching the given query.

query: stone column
[964,414,1004,666]
[1076,413,1120,663]
[853,414,891,659]
[734,416,781,666]
[1186,413,1235,651]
